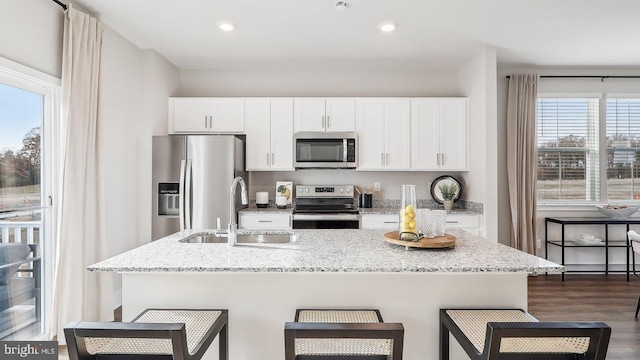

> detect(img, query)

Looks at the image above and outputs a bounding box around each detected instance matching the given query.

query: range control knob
[346,188,351,193]
[305,188,309,192]
[340,188,344,193]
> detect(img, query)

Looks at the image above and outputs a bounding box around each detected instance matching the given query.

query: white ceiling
[73,0,640,71]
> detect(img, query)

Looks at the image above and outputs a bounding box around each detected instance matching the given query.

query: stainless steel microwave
[295,133,357,169]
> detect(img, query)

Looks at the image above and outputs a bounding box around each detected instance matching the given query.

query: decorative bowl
[595,204,640,219]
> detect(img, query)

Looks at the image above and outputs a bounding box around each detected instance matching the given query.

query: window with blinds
[537,98,599,201]
[606,98,640,200]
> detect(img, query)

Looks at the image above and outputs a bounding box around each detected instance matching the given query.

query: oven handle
[292,214,360,221]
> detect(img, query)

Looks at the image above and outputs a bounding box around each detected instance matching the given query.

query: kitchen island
[89,229,562,360]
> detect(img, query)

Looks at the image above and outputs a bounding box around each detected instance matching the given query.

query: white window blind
[606,98,640,200]
[537,98,599,201]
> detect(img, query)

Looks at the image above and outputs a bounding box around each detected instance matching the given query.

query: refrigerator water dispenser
[158,182,179,216]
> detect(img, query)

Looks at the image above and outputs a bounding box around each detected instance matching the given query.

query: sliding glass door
[0,61,59,340]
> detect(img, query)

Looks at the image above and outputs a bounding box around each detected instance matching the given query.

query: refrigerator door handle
[184,159,192,230]
[179,159,186,231]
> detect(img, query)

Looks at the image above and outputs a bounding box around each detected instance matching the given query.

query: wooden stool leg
[635,296,640,318]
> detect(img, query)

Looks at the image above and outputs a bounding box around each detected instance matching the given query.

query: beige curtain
[507,74,539,255]
[50,5,112,341]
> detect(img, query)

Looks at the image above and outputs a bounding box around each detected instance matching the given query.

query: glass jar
[399,185,419,241]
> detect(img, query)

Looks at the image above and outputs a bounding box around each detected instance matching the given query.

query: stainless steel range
[292,185,359,229]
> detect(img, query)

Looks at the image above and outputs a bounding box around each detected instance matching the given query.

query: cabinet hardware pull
[267,153,270,165]
[258,220,273,223]
[204,116,208,128]
[383,221,398,224]
[271,153,275,165]
[327,115,330,128]
[386,153,389,165]
[381,153,385,166]
[446,221,459,223]
[441,153,444,165]
[322,115,325,128]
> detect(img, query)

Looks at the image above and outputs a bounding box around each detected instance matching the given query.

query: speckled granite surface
[88,229,562,274]
[370,199,483,213]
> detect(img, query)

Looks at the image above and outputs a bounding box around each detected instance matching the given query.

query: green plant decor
[438,182,459,201]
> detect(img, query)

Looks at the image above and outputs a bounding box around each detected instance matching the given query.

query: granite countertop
[88,229,562,274]
[358,207,482,215]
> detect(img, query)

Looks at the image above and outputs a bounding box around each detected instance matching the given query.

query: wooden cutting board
[384,231,456,250]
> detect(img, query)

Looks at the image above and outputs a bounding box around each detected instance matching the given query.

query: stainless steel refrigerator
[152,135,247,240]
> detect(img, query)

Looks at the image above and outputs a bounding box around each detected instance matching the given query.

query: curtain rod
[505,75,640,81]
[52,0,67,11]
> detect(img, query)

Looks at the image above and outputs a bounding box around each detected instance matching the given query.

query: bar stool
[64,308,228,360]
[284,309,404,360]
[440,308,611,360]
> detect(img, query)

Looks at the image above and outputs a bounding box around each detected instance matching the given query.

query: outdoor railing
[0,221,41,244]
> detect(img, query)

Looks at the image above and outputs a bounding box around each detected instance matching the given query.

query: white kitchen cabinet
[361,212,482,235]
[294,98,355,133]
[356,98,411,170]
[446,213,482,236]
[169,97,245,134]
[411,98,468,170]
[239,213,291,229]
[245,98,294,171]
[360,214,399,229]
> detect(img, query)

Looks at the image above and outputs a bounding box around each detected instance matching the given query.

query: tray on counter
[384,231,456,250]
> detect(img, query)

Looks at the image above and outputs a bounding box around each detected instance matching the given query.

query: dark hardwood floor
[528,274,640,360]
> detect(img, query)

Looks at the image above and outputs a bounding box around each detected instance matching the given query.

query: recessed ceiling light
[379,23,396,32]
[336,1,348,11]
[219,23,235,32]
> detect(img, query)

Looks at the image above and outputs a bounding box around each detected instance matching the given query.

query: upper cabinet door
[384,99,411,170]
[209,98,245,133]
[439,98,468,170]
[170,98,211,133]
[410,99,440,170]
[245,99,272,171]
[270,99,294,171]
[169,98,245,134]
[294,98,326,132]
[356,99,385,170]
[325,98,356,132]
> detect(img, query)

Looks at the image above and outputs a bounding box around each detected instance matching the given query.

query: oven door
[292,214,360,229]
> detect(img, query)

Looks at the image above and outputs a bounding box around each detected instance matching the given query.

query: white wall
[456,46,498,240]
[179,68,461,97]
[0,0,63,78]
[497,65,640,258]
[99,27,179,254]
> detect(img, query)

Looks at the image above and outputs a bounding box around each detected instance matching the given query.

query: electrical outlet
[374,182,381,191]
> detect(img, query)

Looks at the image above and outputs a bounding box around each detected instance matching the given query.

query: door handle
[184,159,192,230]
[179,160,186,231]
[267,153,270,165]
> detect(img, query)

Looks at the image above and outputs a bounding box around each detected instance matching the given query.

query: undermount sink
[179,233,226,243]
[179,232,296,244]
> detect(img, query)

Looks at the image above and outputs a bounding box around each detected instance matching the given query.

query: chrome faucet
[215,176,248,246]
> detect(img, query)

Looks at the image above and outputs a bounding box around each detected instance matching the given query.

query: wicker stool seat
[65,309,228,360]
[440,308,611,360]
[285,309,404,360]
